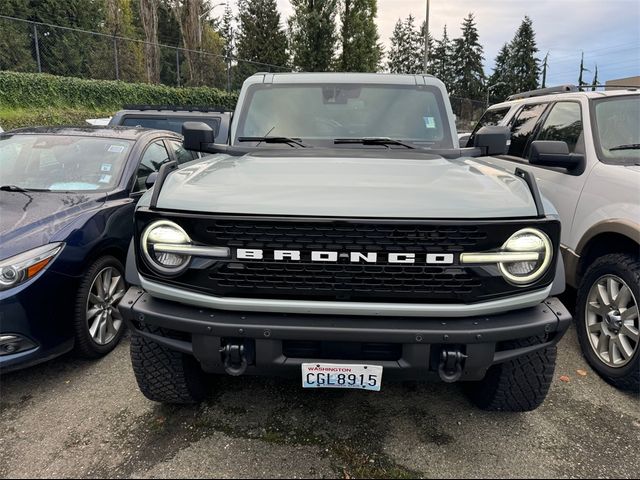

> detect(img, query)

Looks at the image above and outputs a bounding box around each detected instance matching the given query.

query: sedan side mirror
[145,172,158,190]
[529,141,584,170]
[183,121,215,151]
[473,126,510,155]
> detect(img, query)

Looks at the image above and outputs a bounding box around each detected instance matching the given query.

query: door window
[134,141,170,192]
[536,102,583,153]
[467,106,511,145]
[508,103,548,158]
[167,140,199,164]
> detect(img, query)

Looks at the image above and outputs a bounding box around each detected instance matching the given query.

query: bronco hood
[153,151,538,219]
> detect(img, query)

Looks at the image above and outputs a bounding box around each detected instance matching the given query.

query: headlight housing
[460,227,553,286]
[141,220,192,275]
[0,243,64,291]
[498,228,553,285]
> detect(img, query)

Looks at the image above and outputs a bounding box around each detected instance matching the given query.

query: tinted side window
[508,103,548,158]
[134,141,170,192]
[536,102,583,153]
[167,140,198,164]
[121,116,220,136]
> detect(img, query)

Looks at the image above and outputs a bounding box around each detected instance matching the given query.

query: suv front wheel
[576,254,640,392]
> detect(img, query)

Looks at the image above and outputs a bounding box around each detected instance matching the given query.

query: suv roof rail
[506,85,579,101]
[121,104,230,113]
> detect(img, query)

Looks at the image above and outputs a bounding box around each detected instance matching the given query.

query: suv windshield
[0,134,132,191]
[592,95,640,165]
[234,83,453,148]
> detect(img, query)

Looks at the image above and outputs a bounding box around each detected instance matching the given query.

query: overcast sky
[228,0,640,85]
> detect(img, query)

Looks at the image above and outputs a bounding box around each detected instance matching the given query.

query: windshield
[0,134,133,191]
[592,95,640,165]
[234,83,453,148]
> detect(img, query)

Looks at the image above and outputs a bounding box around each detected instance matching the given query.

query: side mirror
[473,126,510,155]
[529,141,584,169]
[183,121,215,151]
[145,171,159,190]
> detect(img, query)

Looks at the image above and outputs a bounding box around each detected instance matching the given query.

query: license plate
[302,363,383,391]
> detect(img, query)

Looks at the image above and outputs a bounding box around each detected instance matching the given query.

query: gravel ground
[1,325,639,479]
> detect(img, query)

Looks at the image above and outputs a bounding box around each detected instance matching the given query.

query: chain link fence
[0,15,288,91]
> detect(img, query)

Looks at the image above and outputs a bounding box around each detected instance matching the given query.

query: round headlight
[141,220,192,275]
[499,228,553,285]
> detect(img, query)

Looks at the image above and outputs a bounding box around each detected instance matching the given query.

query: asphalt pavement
[1,326,639,479]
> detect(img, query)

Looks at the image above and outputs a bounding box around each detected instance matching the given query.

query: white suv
[470,86,639,391]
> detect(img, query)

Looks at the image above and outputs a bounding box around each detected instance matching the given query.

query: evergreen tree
[28,0,107,77]
[387,15,422,74]
[591,64,599,91]
[235,0,289,83]
[91,0,145,82]
[221,2,234,60]
[288,0,338,72]
[0,0,36,72]
[431,25,454,89]
[508,16,539,93]
[487,43,512,103]
[338,0,382,72]
[450,13,485,100]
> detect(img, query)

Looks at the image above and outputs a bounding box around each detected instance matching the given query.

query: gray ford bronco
[119,73,572,411]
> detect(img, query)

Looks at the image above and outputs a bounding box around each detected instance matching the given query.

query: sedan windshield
[0,135,133,192]
[234,83,453,148]
[593,95,640,165]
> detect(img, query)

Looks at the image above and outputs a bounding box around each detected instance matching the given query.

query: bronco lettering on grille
[236,249,455,265]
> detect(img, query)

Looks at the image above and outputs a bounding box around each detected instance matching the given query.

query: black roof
[2,125,180,140]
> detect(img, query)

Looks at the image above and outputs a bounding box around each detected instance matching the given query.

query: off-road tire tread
[576,253,640,392]
[130,326,206,403]
[467,335,557,412]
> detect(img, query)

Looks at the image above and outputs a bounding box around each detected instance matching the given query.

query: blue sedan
[0,126,197,372]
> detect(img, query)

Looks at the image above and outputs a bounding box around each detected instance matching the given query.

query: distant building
[605,76,640,90]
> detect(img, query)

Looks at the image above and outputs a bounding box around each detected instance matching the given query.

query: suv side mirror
[529,141,584,170]
[183,121,215,151]
[473,126,510,155]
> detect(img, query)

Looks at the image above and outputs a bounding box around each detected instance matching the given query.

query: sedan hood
[0,191,104,259]
[154,151,538,219]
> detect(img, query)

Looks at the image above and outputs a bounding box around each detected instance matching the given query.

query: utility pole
[423,0,430,73]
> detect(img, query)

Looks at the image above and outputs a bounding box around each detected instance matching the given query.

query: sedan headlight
[0,243,64,291]
[141,220,192,275]
[460,228,553,286]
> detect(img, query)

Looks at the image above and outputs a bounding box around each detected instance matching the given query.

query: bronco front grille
[136,213,560,304]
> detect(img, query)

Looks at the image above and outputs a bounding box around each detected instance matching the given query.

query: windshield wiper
[0,185,50,192]
[237,136,309,148]
[610,143,640,151]
[334,137,416,149]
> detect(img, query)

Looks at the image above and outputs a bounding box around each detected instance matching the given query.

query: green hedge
[0,108,115,130]
[0,71,238,111]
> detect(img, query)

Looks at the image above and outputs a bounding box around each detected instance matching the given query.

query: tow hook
[220,343,248,376]
[438,348,467,383]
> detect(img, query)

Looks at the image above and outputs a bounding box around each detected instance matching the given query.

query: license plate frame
[301,363,383,391]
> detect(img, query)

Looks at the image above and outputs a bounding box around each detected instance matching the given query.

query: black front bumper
[119,287,572,381]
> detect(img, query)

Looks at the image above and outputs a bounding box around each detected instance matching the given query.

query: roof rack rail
[506,85,579,101]
[121,104,230,113]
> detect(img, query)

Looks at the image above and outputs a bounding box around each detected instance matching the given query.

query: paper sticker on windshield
[424,117,437,129]
[108,145,126,153]
[101,163,112,172]
[98,174,112,184]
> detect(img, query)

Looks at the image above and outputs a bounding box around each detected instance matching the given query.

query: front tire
[466,336,557,412]
[130,326,207,404]
[575,254,639,392]
[73,256,127,358]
